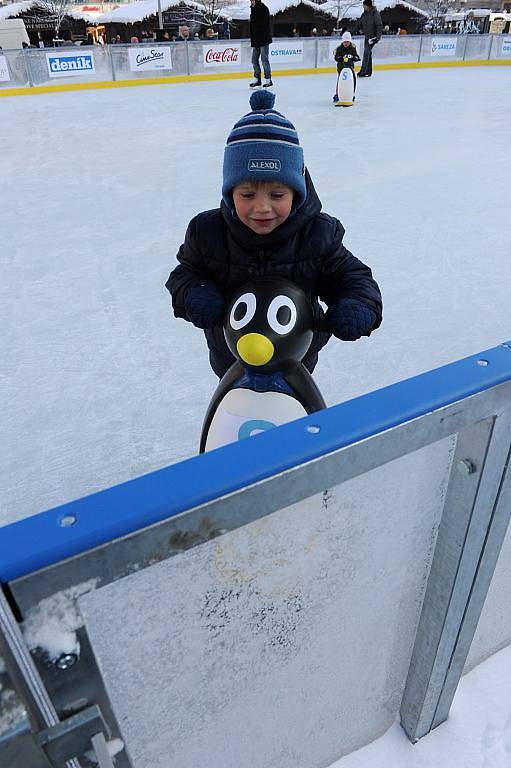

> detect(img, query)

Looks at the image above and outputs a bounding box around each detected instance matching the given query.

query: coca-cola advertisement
[203,44,241,68]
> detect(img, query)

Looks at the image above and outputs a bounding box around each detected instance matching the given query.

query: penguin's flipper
[199,362,245,453]
[284,364,327,414]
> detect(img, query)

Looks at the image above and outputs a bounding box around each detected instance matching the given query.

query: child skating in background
[333,32,360,103]
[166,90,382,379]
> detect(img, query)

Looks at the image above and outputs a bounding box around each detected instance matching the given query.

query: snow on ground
[1,66,511,526]
[331,642,511,768]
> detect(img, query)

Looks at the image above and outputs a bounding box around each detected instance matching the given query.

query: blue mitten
[185,283,225,329]
[326,298,376,341]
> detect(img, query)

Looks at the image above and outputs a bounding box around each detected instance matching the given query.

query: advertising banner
[203,44,241,67]
[128,46,172,72]
[0,55,10,82]
[46,52,95,78]
[430,38,457,57]
[269,42,303,64]
[502,38,511,55]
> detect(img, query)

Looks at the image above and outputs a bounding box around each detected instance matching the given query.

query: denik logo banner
[269,43,303,63]
[47,52,95,78]
[502,38,511,55]
[128,47,172,72]
[248,159,281,172]
[203,44,240,67]
[0,55,10,82]
[430,38,457,57]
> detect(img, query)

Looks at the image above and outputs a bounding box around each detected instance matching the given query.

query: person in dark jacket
[165,90,382,380]
[333,31,360,101]
[358,0,383,77]
[249,0,273,88]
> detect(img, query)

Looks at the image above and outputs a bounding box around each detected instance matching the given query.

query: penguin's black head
[224,278,314,373]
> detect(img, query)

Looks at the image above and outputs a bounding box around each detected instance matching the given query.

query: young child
[333,31,360,102]
[166,90,382,379]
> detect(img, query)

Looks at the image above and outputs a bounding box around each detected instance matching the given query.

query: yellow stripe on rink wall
[1,58,510,98]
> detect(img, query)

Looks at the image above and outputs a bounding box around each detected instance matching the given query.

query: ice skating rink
[1,66,510,526]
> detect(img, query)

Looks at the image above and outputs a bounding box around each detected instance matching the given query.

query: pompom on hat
[222,90,306,210]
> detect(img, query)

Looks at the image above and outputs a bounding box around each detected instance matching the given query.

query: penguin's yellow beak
[237,333,274,366]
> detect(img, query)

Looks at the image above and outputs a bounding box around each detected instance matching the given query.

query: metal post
[417,34,424,63]
[22,48,34,88]
[0,589,80,768]
[185,40,190,76]
[488,33,493,61]
[157,0,163,31]
[400,410,511,741]
[108,45,116,82]
[462,33,469,61]
[314,37,319,69]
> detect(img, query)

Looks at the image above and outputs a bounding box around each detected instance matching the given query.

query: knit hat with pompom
[222,90,306,210]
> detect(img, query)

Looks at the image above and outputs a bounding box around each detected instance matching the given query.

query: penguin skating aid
[200,278,326,452]
[334,66,356,107]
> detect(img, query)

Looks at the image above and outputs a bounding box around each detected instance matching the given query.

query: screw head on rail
[55,653,78,670]
[307,425,320,434]
[457,459,476,476]
[476,359,489,367]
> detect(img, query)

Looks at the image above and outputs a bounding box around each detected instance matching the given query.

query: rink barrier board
[1,343,511,584]
[1,58,511,98]
[1,342,511,765]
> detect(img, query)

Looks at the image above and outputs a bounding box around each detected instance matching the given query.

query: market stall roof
[0,0,101,22]
[100,0,209,24]
[223,0,427,21]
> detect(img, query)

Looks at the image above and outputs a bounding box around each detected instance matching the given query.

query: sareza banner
[128,46,172,72]
[0,55,10,82]
[430,38,457,57]
[46,52,95,78]
[203,44,241,67]
[269,43,303,63]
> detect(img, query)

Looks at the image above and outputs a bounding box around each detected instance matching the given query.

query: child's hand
[326,298,376,341]
[185,283,226,329]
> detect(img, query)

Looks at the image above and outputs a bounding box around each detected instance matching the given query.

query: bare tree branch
[33,0,73,37]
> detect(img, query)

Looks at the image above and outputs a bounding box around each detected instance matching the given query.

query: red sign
[204,46,240,66]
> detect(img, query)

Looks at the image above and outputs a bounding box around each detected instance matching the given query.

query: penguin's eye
[267,296,297,335]
[230,292,256,330]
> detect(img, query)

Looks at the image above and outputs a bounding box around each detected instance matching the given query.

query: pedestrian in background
[358,0,382,77]
[249,0,273,88]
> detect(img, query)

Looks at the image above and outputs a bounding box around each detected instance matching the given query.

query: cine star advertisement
[0,55,10,82]
[203,44,241,67]
[128,46,172,72]
[430,38,457,57]
[269,42,303,64]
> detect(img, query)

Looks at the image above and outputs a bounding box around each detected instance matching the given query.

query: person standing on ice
[165,90,382,379]
[333,31,360,101]
[249,0,273,88]
[358,0,382,77]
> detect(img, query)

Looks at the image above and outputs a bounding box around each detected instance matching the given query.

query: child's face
[233,181,294,235]
[342,40,350,47]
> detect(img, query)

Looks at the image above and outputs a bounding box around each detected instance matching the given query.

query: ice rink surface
[1,66,510,526]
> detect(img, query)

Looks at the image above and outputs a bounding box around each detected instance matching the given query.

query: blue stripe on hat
[222,93,306,210]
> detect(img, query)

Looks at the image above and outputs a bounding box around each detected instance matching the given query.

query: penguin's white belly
[205,388,307,452]
[337,67,355,105]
